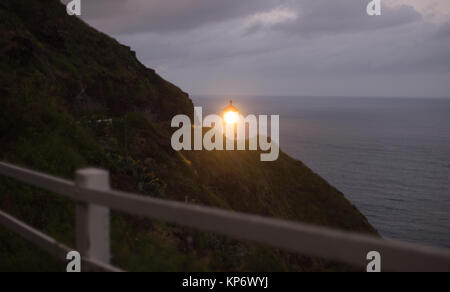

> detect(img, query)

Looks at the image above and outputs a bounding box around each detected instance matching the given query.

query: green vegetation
[0,0,376,272]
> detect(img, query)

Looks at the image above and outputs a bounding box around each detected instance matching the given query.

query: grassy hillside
[0,0,376,272]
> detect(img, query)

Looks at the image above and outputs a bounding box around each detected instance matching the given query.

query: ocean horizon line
[193,95,450,100]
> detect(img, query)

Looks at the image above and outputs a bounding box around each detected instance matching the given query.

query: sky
[68,0,450,97]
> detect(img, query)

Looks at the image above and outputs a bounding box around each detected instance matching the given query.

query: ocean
[192,96,450,249]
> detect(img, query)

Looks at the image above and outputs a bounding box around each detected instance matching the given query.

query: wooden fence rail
[0,161,449,272]
[0,209,122,272]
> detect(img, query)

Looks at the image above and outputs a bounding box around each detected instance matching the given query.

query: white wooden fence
[0,161,449,272]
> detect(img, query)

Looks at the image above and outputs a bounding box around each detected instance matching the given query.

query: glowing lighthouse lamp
[223,100,239,125]
[223,100,240,141]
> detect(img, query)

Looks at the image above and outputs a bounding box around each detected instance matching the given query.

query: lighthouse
[223,100,239,125]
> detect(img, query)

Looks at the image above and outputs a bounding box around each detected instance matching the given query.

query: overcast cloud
[68,0,450,97]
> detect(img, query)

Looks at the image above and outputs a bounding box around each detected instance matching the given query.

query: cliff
[0,0,376,271]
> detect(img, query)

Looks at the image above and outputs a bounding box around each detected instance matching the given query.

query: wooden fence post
[75,168,111,264]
